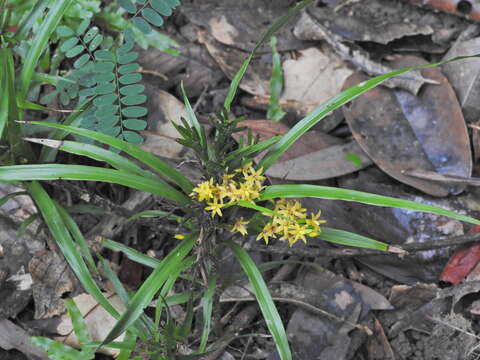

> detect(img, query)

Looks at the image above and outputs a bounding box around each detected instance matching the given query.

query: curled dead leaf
[343,56,471,197]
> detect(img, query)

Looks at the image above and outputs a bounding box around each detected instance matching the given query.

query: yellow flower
[256,222,276,244]
[205,198,224,217]
[236,182,260,202]
[287,223,310,246]
[282,200,307,219]
[191,178,216,201]
[230,217,249,236]
[174,234,185,240]
[305,210,326,236]
[244,166,265,184]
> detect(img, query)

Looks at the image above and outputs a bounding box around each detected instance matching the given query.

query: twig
[193,85,209,113]
[220,294,372,335]
[245,232,480,258]
[402,169,480,186]
[138,67,169,80]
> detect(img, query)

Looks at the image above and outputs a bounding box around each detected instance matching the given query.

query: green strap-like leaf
[260,184,480,225]
[103,239,161,268]
[181,82,207,154]
[319,227,389,251]
[27,181,121,320]
[29,138,157,181]
[199,275,216,353]
[65,299,93,346]
[102,234,195,344]
[56,203,97,272]
[226,240,292,360]
[19,0,74,99]
[1,164,190,205]
[25,121,194,194]
[267,36,285,122]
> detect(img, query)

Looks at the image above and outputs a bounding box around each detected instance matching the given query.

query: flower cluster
[190,162,266,217]
[190,163,325,246]
[257,199,326,247]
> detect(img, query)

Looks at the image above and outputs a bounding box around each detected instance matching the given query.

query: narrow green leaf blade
[181,82,207,152]
[64,299,92,346]
[227,240,291,360]
[199,275,216,353]
[24,121,194,194]
[19,0,74,97]
[27,182,121,320]
[319,227,389,251]
[260,184,480,225]
[4,164,190,204]
[223,0,312,113]
[102,235,195,344]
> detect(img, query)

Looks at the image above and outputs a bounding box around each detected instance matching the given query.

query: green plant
[2,1,480,359]
[267,35,286,122]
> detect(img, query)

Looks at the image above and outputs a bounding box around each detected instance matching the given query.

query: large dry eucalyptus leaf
[281,46,353,117]
[233,120,371,180]
[266,140,371,181]
[299,0,468,46]
[343,56,471,197]
[181,0,304,53]
[140,87,188,160]
[198,31,270,97]
[441,36,480,122]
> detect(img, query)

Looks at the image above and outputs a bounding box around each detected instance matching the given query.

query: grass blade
[102,238,161,268]
[259,54,480,170]
[64,299,93,346]
[99,256,155,339]
[56,203,97,272]
[226,240,291,360]
[225,135,281,163]
[260,184,480,225]
[31,337,85,359]
[127,209,180,222]
[27,181,121,319]
[0,164,190,205]
[223,0,313,113]
[28,138,157,180]
[19,0,74,99]
[267,36,285,122]
[102,234,195,344]
[39,100,93,163]
[199,275,216,353]
[0,56,7,139]
[24,121,193,194]
[181,82,207,153]
[319,227,389,251]
[14,0,48,40]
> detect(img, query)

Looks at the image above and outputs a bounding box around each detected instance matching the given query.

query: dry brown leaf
[55,293,126,357]
[442,36,480,122]
[281,46,353,114]
[141,88,188,160]
[343,56,471,197]
[233,120,371,180]
[198,30,270,97]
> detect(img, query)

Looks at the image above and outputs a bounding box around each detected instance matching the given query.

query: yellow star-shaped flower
[191,178,216,201]
[230,217,249,236]
[205,198,224,217]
